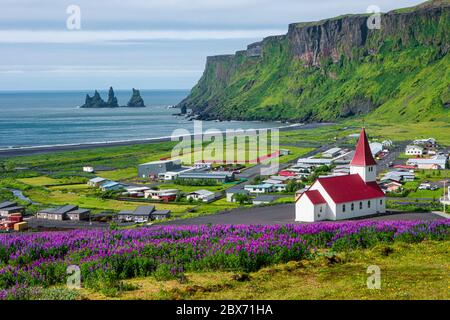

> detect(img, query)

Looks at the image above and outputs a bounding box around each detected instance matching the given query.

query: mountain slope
[177,0,450,123]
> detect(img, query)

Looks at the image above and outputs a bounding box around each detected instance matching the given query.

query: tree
[232,193,251,205]
[285,181,305,193]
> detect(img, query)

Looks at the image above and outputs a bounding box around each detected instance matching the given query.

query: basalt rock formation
[126,88,146,108]
[80,87,146,108]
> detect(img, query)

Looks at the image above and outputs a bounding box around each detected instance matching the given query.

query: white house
[83,166,94,173]
[322,147,342,158]
[193,162,212,170]
[244,184,274,194]
[186,189,216,202]
[405,145,424,156]
[296,128,386,222]
[407,155,447,170]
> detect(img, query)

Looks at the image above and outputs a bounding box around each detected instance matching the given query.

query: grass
[98,167,138,181]
[408,188,444,199]
[79,240,450,300]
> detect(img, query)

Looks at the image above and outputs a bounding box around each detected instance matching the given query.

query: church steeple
[350,128,377,182]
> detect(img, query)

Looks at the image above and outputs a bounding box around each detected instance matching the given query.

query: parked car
[418,183,431,190]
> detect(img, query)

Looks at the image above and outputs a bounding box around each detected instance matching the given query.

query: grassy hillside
[178,0,450,123]
[82,240,450,300]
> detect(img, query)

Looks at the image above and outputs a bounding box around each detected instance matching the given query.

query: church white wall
[312,181,337,220]
[295,196,316,222]
[350,165,377,182]
[333,197,386,220]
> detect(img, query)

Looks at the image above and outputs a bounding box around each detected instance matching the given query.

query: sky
[0,0,425,90]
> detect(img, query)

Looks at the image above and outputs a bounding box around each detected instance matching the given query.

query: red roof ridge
[304,190,326,205]
[317,174,385,203]
[350,128,377,166]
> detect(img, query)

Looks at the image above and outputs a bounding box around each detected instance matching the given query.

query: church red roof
[350,128,377,166]
[317,174,385,204]
[304,190,326,204]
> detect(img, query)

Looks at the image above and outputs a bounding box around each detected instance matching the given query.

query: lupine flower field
[0,220,449,299]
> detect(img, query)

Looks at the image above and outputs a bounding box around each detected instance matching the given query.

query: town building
[123,186,151,197]
[177,171,234,183]
[83,166,95,173]
[161,167,195,181]
[252,195,276,205]
[296,128,386,222]
[151,210,171,220]
[244,184,274,194]
[370,142,383,157]
[381,181,403,193]
[100,181,124,191]
[193,162,212,170]
[186,190,216,202]
[406,155,447,170]
[37,205,79,221]
[87,177,108,187]
[67,209,90,221]
[226,188,250,202]
[405,145,424,156]
[322,147,342,158]
[138,159,181,179]
[0,201,24,217]
[381,171,415,183]
[117,205,155,223]
[413,138,437,149]
[144,189,179,202]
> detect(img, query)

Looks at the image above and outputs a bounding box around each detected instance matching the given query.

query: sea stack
[107,87,119,108]
[126,88,146,108]
[80,87,146,108]
[81,90,107,108]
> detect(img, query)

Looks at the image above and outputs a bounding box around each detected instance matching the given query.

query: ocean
[0,90,286,149]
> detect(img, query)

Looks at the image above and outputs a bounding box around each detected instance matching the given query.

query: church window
[342,204,346,212]
[368,200,371,208]
[351,203,354,211]
[359,202,363,209]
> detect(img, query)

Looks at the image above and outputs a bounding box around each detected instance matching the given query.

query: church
[295,128,386,222]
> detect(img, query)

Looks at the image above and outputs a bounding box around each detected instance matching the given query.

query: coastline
[0,122,334,158]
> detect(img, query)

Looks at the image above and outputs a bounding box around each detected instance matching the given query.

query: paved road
[158,204,445,226]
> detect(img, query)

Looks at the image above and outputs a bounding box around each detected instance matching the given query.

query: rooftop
[0,201,17,209]
[253,195,276,202]
[188,189,215,196]
[304,190,326,205]
[140,159,180,166]
[317,174,385,204]
[350,128,377,166]
[245,184,273,189]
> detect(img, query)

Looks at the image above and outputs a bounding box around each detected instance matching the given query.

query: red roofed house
[295,128,386,222]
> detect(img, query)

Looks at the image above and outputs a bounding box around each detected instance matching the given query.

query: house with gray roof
[117,205,155,223]
[186,189,216,202]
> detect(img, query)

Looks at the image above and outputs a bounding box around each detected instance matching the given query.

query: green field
[0,141,312,219]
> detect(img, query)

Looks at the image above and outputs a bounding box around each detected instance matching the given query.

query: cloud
[0,65,203,74]
[0,29,287,44]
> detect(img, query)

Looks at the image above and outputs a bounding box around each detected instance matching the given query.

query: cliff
[177,0,450,122]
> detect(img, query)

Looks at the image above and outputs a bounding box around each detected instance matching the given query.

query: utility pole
[443,180,447,214]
